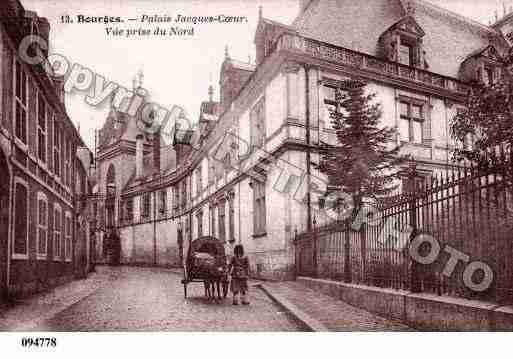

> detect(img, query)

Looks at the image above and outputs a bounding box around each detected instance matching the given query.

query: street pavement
[0,266,412,331]
[2,266,300,331]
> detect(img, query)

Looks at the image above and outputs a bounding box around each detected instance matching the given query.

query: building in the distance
[92,0,513,280]
[0,0,93,299]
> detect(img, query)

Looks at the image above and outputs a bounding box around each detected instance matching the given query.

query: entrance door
[0,151,10,299]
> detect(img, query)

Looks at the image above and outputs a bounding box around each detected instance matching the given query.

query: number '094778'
[21,337,57,348]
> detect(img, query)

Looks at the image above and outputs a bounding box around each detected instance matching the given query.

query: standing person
[228,244,250,305]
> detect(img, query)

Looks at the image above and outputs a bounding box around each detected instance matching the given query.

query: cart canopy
[189,236,226,257]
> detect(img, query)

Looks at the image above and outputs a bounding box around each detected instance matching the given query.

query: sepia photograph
[0,0,513,356]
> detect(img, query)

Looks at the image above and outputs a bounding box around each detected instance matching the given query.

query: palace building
[0,0,93,299]
[93,0,513,280]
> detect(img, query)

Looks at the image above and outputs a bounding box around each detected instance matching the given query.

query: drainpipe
[305,65,312,232]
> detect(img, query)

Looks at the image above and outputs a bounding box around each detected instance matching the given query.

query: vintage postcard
[0,0,512,355]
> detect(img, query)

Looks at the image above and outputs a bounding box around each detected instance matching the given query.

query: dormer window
[399,40,414,66]
[484,66,495,86]
[460,45,502,86]
[379,15,426,69]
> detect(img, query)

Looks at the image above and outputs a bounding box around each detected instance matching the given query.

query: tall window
[399,100,423,144]
[210,206,216,237]
[398,41,414,66]
[181,181,187,209]
[484,66,496,86]
[65,212,72,262]
[13,180,28,259]
[14,60,28,144]
[218,201,226,242]
[208,159,215,184]
[322,85,348,131]
[158,190,167,216]
[196,167,202,196]
[53,205,61,261]
[229,195,235,242]
[250,97,266,149]
[124,198,134,222]
[64,140,71,186]
[37,193,48,259]
[54,118,61,177]
[173,185,179,215]
[141,193,151,220]
[196,211,203,238]
[253,181,266,235]
[37,92,47,163]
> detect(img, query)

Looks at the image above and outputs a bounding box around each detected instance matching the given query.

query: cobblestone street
[1,266,300,331]
[0,266,414,331]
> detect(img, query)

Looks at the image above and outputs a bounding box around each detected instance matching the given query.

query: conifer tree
[317,80,407,218]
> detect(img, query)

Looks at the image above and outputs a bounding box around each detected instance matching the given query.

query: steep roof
[224,58,256,73]
[292,0,505,78]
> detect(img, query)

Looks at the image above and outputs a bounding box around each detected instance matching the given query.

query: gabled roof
[97,109,129,149]
[292,0,506,78]
[382,15,425,38]
[254,16,297,43]
[463,44,502,63]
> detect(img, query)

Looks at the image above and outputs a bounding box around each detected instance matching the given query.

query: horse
[204,266,228,302]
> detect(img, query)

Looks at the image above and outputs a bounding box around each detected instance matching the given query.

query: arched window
[37,192,48,260]
[13,178,29,259]
[224,153,231,176]
[105,164,116,228]
[106,164,116,194]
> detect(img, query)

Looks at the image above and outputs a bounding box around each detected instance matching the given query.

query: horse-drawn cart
[181,236,229,299]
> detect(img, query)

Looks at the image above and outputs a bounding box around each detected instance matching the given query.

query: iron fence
[296,150,513,305]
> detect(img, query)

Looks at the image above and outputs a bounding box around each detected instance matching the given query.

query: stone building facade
[0,0,93,299]
[93,0,513,280]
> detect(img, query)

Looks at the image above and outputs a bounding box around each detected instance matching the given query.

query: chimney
[135,134,144,178]
[153,131,161,174]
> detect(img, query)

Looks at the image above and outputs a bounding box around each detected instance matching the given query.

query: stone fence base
[298,277,513,331]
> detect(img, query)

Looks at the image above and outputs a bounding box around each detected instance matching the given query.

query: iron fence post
[344,220,352,283]
[408,162,421,293]
[313,219,318,278]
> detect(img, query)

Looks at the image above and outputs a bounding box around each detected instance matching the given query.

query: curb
[256,284,328,332]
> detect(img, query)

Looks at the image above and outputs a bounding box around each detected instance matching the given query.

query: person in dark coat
[228,244,250,305]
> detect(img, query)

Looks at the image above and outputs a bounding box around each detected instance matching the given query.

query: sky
[20,0,513,150]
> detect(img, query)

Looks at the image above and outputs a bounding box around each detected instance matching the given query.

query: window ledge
[36,254,47,261]
[401,141,431,149]
[252,232,267,239]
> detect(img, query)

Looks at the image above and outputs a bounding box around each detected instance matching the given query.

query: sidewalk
[0,268,113,331]
[260,281,413,331]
